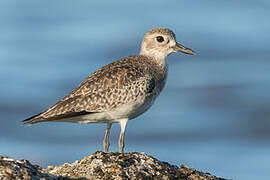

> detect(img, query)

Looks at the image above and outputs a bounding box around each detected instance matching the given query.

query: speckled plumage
[25,55,166,123]
[23,28,195,153]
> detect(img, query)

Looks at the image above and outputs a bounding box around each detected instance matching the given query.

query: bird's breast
[105,92,159,121]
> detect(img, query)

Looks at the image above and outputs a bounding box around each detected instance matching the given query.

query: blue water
[1,1,270,179]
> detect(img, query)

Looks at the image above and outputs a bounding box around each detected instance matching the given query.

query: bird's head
[140,28,195,63]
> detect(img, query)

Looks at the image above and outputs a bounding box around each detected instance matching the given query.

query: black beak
[173,43,196,55]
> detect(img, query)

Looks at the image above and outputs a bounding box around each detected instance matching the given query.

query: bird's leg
[118,119,128,153]
[103,122,112,153]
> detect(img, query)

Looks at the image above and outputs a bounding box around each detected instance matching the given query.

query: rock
[0,156,56,180]
[0,151,227,180]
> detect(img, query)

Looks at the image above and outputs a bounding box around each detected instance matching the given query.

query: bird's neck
[139,50,168,68]
[138,53,168,95]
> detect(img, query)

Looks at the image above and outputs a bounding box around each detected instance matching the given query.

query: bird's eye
[156,36,164,43]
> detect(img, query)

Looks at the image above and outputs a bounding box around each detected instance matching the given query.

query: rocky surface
[0,156,55,180]
[0,151,227,180]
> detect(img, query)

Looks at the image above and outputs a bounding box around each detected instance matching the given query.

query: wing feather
[23,56,156,124]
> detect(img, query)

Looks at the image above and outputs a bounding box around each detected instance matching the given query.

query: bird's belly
[70,95,158,124]
[80,98,154,124]
[108,98,155,121]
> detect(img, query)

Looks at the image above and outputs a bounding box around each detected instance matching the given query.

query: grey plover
[23,28,195,153]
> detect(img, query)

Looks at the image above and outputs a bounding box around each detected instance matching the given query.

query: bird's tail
[22,113,43,125]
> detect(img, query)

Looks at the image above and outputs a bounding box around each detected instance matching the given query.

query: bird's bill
[173,43,196,55]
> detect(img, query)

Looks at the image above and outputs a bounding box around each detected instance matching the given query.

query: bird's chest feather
[108,73,168,121]
[106,94,158,121]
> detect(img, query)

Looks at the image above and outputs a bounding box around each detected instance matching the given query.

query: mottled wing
[23,59,155,124]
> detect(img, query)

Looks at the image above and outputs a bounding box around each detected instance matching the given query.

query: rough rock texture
[0,156,55,180]
[0,151,227,180]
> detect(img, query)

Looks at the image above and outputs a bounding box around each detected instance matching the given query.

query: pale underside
[53,99,155,124]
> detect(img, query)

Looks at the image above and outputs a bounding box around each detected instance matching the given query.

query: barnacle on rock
[0,152,227,180]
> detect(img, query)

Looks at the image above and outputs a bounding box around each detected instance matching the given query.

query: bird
[23,28,196,153]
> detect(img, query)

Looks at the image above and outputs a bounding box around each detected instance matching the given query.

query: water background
[1,1,270,179]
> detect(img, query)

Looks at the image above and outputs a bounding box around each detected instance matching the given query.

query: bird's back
[23,55,167,124]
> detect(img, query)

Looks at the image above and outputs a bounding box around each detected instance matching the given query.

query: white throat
[140,48,168,68]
